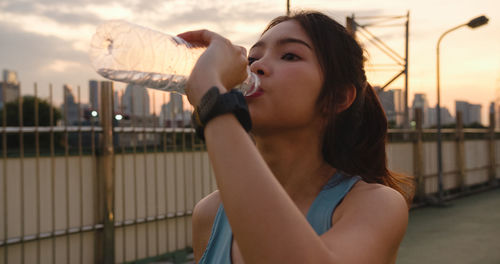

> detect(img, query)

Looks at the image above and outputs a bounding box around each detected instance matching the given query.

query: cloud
[2,0,38,13]
[155,3,282,28]
[46,60,84,73]
[5,0,125,6]
[0,21,88,67]
[0,20,98,97]
[2,0,102,26]
[40,9,102,25]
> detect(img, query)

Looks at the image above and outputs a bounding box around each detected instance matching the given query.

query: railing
[0,82,499,263]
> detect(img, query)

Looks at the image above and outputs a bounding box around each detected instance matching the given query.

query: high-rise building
[411,93,430,127]
[121,84,150,117]
[489,102,495,127]
[469,104,482,125]
[495,77,500,128]
[61,84,80,125]
[427,106,454,127]
[0,69,20,109]
[89,80,100,112]
[3,69,19,85]
[159,93,185,127]
[113,90,120,113]
[377,88,405,127]
[456,100,482,126]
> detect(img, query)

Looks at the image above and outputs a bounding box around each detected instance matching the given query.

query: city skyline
[1,0,499,124]
[3,73,491,127]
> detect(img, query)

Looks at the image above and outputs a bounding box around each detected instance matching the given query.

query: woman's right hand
[177,30,249,106]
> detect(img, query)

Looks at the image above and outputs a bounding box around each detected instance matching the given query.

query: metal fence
[0,82,499,263]
[0,81,213,263]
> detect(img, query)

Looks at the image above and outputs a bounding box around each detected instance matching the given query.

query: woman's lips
[245,88,264,98]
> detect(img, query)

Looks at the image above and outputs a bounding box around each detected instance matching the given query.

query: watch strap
[192,88,252,141]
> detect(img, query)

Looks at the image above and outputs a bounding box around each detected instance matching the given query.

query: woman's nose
[249,58,269,76]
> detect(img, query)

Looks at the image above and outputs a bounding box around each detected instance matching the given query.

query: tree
[0,96,63,155]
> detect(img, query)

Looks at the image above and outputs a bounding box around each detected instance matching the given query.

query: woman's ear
[336,84,356,113]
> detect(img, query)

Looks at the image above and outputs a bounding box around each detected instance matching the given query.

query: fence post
[413,108,425,201]
[97,81,115,263]
[489,112,497,186]
[455,111,466,191]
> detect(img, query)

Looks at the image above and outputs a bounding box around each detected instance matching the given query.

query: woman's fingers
[236,45,247,55]
[177,29,219,47]
[180,29,250,105]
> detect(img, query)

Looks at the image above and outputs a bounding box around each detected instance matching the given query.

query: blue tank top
[198,172,361,264]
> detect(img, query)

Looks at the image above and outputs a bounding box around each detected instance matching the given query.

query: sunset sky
[0,0,499,123]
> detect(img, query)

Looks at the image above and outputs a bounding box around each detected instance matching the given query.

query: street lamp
[436,15,489,204]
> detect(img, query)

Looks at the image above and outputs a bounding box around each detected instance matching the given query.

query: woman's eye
[248,57,258,65]
[281,53,300,61]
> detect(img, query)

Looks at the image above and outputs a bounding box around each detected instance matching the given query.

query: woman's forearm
[203,114,334,263]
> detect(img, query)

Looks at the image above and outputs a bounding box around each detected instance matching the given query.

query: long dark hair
[264,11,415,205]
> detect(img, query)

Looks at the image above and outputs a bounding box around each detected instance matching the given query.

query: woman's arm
[204,114,337,263]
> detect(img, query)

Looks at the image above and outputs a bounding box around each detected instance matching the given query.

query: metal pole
[346,14,356,36]
[286,0,290,16]
[436,39,443,203]
[489,112,497,186]
[436,24,466,204]
[100,81,115,264]
[404,11,410,130]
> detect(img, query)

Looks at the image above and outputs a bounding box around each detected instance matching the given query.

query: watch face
[197,87,220,124]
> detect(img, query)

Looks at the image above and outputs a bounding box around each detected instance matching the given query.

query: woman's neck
[253,129,336,204]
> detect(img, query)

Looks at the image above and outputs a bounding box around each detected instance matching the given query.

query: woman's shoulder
[194,190,222,219]
[333,180,408,225]
[325,180,408,263]
[192,190,222,262]
[350,180,405,199]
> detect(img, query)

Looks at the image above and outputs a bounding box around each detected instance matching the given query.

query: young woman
[179,11,414,264]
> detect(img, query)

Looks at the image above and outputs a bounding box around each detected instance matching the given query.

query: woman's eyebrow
[277,38,312,49]
[250,37,312,50]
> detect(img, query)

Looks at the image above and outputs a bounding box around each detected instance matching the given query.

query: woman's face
[246,20,324,135]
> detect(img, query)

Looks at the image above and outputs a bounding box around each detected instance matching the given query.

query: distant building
[159,93,184,127]
[89,80,100,112]
[3,69,19,85]
[377,88,405,127]
[489,102,495,126]
[121,84,150,118]
[89,80,121,114]
[411,93,431,127]
[113,90,120,113]
[456,100,482,126]
[427,106,454,127]
[0,69,20,109]
[182,110,192,127]
[495,77,500,128]
[60,84,80,125]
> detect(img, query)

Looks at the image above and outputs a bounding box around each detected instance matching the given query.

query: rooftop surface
[397,188,500,264]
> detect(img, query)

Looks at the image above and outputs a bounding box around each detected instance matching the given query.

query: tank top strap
[306,171,362,235]
[198,204,232,264]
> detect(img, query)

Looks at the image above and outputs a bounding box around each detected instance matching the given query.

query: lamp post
[436,15,488,204]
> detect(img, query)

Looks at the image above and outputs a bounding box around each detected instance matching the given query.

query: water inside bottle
[98,68,188,94]
[97,68,259,96]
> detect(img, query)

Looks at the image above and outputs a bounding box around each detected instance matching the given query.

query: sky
[0,0,499,124]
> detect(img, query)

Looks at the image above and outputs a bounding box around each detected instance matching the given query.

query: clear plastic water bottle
[89,20,260,95]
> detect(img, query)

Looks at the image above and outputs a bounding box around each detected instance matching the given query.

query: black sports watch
[192,87,252,141]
